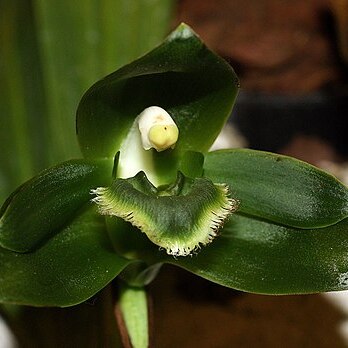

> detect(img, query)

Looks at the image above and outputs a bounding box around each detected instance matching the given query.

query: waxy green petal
[0,207,130,306]
[204,149,348,228]
[172,215,348,294]
[92,172,238,257]
[77,23,239,183]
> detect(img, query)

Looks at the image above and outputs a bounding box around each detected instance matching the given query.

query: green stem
[117,281,150,348]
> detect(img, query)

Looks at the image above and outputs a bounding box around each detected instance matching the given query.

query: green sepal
[92,171,238,257]
[172,214,348,294]
[204,149,348,228]
[77,23,239,182]
[0,206,130,306]
[0,159,113,252]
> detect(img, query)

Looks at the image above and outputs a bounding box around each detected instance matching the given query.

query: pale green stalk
[119,282,149,348]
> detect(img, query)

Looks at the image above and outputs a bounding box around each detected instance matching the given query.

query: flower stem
[115,280,151,348]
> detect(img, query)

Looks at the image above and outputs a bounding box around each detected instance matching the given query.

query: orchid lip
[91,171,239,257]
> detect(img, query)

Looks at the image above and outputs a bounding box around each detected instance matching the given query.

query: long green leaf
[0,1,47,201]
[172,214,348,294]
[33,0,174,164]
[0,159,113,252]
[0,207,130,306]
[204,149,348,228]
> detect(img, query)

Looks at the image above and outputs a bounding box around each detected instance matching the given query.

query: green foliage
[1,23,348,310]
[0,1,173,344]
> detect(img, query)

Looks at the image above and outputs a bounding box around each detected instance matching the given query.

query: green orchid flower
[1,23,348,314]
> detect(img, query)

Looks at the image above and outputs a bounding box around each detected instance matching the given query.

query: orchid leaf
[77,23,239,182]
[0,159,113,252]
[172,214,348,294]
[0,207,130,306]
[0,0,47,199]
[204,149,348,228]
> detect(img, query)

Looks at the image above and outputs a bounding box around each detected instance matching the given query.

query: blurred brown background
[177,0,348,94]
[173,0,348,170]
